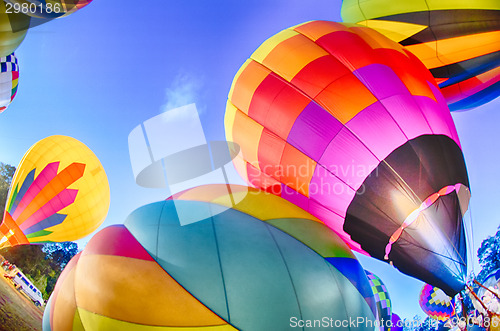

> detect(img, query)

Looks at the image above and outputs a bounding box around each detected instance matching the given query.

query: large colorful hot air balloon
[1,135,110,247]
[44,201,377,330]
[0,1,30,57]
[341,0,500,111]
[0,53,19,113]
[366,270,392,330]
[419,284,455,322]
[225,20,470,295]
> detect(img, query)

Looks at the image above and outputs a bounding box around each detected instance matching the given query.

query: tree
[477,226,500,283]
[0,162,16,216]
[42,242,78,269]
[1,242,79,299]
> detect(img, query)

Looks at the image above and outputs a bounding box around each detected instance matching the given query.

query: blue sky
[0,0,498,321]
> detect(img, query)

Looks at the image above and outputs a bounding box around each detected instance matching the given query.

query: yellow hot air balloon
[0,135,110,247]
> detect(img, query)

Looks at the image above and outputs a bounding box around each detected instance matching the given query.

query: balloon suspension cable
[384,183,466,261]
[466,284,490,314]
[474,279,500,301]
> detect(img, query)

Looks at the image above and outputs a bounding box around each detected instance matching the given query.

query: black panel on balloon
[344,134,469,296]
[373,10,500,45]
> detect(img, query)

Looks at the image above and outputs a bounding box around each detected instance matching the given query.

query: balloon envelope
[0,53,19,113]
[366,270,392,330]
[225,20,469,295]
[1,135,110,247]
[44,200,377,330]
[0,2,29,57]
[391,313,403,331]
[419,284,455,322]
[170,183,377,316]
[341,0,500,111]
[43,253,83,331]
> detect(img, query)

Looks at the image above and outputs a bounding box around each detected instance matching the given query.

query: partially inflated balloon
[226,20,470,296]
[419,284,455,322]
[0,1,30,57]
[341,0,500,111]
[44,201,376,330]
[0,53,19,113]
[1,135,110,247]
[366,270,392,330]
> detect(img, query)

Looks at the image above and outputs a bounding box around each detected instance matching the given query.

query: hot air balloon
[366,270,392,330]
[391,313,403,331]
[43,253,83,331]
[341,0,500,111]
[419,284,455,322]
[44,201,377,330]
[225,20,470,296]
[4,0,93,19]
[0,1,30,57]
[0,53,19,113]
[1,135,110,247]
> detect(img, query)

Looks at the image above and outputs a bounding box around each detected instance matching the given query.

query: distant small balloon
[4,0,93,19]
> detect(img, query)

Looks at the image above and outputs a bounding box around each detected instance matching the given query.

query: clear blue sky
[0,0,498,321]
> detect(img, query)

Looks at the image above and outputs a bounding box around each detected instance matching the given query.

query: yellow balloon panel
[2,135,110,246]
[77,309,237,331]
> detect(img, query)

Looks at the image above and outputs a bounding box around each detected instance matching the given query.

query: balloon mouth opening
[384,183,470,262]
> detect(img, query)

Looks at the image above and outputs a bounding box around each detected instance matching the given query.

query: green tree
[477,226,500,283]
[0,162,16,216]
[42,242,78,269]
